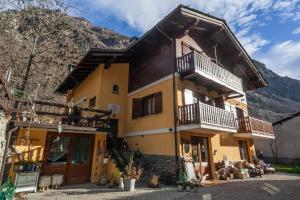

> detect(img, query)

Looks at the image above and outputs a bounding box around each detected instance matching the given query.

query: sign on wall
[107,104,121,114]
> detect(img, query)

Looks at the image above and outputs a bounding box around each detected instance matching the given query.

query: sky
[68,0,300,79]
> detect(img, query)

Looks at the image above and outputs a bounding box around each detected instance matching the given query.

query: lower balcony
[178,102,237,133]
[235,117,275,139]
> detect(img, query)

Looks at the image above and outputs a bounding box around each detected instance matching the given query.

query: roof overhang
[56,49,129,94]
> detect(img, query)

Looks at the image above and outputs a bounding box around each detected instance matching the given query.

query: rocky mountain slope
[247,60,300,122]
[1,8,299,123]
[0,8,131,101]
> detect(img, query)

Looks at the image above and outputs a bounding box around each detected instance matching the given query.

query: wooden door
[43,133,94,185]
[67,135,94,184]
[191,136,211,177]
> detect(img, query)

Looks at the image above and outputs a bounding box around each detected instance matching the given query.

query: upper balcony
[236,117,275,139]
[178,102,237,134]
[177,50,243,95]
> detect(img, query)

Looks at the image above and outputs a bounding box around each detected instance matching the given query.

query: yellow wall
[126,77,174,132]
[180,131,255,163]
[9,128,47,179]
[71,63,129,137]
[90,133,107,183]
[126,133,175,156]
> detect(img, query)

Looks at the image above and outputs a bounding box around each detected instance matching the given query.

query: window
[89,97,96,107]
[71,136,91,164]
[47,136,70,165]
[239,141,249,161]
[112,84,119,94]
[132,92,162,119]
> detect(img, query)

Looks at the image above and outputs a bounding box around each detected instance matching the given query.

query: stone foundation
[135,154,179,185]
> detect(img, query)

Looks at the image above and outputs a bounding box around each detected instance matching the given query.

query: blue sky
[68,0,300,79]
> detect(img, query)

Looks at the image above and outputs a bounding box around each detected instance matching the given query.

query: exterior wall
[128,41,174,92]
[71,63,129,137]
[179,131,255,179]
[9,128,47,179]
[126,133,175,156]
[255,118,300,164]
[90,133,107,183]
[126,76,174,133]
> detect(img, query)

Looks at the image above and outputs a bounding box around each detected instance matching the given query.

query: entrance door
[238,140,249,162]
[191,137,211,176]
[43,133,94,185]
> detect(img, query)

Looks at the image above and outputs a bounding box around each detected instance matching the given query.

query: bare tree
[0,0,71,97]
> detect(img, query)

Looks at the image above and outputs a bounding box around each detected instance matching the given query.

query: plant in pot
[122,153,143,191]
[186,181,192,192]
[176,171,187,192]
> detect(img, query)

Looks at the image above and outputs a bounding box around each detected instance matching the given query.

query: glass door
[43,133,94,185]
[191,136,210,176]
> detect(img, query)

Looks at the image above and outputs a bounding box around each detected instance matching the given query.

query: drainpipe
[156,26,180,178]
[0,126,19,184]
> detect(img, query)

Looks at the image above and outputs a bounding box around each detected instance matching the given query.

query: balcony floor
[178,123,237,134]
[234,132,275,139]
[182,71,243,95]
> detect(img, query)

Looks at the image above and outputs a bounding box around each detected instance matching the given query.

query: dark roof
[56,4,268,94]
[273,112,300,126]
[56,48,128,93]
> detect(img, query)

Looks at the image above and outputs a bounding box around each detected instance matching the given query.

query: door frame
[190,136,212,178]
[42,132,95,185]
[238,140,250,162]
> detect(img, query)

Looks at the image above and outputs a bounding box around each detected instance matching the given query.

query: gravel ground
[25,173,300,200]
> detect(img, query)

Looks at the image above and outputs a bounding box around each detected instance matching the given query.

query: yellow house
[4,5,275,186]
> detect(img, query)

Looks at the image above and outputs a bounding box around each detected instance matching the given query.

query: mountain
[1,8,300,123]
[0,8,131,102]
[247,60,300,122]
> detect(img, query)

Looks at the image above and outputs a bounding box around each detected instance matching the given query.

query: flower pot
[186,186,191,192]
[129,179,136,192]
[124,179,130,191]
[177,185,184,192]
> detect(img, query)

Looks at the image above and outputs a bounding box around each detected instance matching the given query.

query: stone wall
[135,154,180,185]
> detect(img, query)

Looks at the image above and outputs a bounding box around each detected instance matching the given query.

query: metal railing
[178,102,236,129]
[236,116,274,136]
[177,50,243,92]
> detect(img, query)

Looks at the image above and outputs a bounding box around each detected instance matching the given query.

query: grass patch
[274,164,300,174]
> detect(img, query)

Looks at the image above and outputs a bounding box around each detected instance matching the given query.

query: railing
[236,117,274,136]
[0,97,112,131]
[177,50,243,92]
[178,102,236,129]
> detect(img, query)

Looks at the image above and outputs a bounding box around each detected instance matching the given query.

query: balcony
[178,102,237,133]
[177,50,243,94]
[236,117,275,139]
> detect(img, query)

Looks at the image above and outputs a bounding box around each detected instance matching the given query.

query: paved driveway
[25,173,300,200]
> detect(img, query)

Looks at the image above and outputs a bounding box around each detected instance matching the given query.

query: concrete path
[25,173,300,200]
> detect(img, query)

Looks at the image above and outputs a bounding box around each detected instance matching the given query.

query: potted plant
[122,153,143,191]
[186,181,192,192]
[177,171,187,192]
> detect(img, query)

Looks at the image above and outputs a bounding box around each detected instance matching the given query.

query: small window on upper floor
[89,96,96,107]
[112,84,119,94]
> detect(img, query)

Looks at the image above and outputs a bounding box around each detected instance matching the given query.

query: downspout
[156,26,180,177]
[0,126,19,184]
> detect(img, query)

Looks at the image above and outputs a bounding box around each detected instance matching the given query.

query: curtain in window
[71,136,91,164]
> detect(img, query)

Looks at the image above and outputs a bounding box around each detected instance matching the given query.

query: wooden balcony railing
[236,117,274,136]
[0,97,112,131]
[178,102,236,130]
[177,50,243,93]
